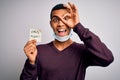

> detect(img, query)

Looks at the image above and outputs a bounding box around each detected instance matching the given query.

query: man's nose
[58,20,64,27]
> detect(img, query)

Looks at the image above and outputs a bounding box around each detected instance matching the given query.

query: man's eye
[64,16,70,21]
[52,17,59,23]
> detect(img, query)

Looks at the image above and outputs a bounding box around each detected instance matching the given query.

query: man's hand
[24,40,37,65]
[61,2,80,28]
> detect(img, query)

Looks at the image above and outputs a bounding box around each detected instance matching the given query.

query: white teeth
[58,29,66,32]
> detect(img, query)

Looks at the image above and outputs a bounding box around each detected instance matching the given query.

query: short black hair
[50,3,67,19]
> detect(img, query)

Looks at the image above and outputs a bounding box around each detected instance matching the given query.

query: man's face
[50,9,71,37]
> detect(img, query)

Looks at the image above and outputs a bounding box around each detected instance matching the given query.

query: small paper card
[29,28,41,42]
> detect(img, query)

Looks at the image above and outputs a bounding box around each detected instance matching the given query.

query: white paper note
[29,28,41,42]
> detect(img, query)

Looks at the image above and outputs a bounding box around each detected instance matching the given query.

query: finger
[26,45,36,51]
[24,44,36,54]
[25,40,36,48]
[59,15,72,28]
[68,2,73,8]
[63,13,71,19]
[24,42,36,50]
[72,4,78,13]
[28,39,37,45]
[24,44,36,52]
[63,3,72,13]
[58,15,68,25]
[26,48,34,54]
[68,2,76,12]
[25,46,36,55]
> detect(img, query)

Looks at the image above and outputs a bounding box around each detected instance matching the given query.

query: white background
[0,0,120,80]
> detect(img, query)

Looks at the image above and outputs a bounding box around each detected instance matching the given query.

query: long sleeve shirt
[20,23,114,80]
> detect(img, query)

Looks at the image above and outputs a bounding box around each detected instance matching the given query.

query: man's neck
[53,39,73,51]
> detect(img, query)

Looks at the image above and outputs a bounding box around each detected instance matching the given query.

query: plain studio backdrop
[0,0,119,80]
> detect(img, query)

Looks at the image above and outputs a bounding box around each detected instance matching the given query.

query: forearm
[73,23,114,66]
[20,59,37,80]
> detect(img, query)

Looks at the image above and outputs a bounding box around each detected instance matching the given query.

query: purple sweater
[20,23,114,80]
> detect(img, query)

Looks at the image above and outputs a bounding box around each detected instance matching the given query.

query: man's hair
[50,3,67,19]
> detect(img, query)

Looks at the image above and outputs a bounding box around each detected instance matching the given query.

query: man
[20,2,114,80]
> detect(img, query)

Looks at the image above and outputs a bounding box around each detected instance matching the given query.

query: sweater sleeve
[73,23,114,67]
[20,59,38,80]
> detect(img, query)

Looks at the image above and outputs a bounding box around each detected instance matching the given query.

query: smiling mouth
[57,29,67,36]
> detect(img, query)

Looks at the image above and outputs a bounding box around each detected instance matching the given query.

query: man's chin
[56,33,69,37]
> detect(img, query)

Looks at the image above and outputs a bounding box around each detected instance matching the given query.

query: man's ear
[50,20,52,28]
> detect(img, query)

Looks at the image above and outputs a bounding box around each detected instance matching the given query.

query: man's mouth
[57,29,67,36]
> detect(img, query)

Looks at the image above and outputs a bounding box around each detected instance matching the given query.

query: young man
[20,2,114,80]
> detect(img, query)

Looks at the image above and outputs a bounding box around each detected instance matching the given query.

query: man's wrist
[25,59,37,70]
[29,60,36,65]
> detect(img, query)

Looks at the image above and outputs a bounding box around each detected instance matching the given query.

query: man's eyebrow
[51,15,59,19]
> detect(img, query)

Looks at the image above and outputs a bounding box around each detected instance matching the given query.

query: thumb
[31,39,37,45]
[60,13,73,27]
